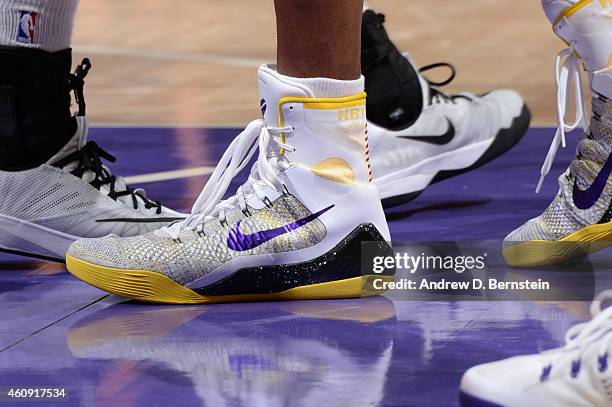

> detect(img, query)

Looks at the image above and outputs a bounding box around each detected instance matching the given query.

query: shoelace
[417,62,472,105]
[158,120,295,239]
[536,44,591,193]
[54,133,162,214]
[53,58,163,214]
[540,289,612,381]
[363,12,471,107]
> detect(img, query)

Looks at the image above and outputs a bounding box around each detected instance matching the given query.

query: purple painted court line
[0,126,607,407]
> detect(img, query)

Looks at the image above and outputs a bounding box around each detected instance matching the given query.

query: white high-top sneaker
[64,65,393,304]
[361,10,531,207]
[0,116,184,262]
[459,290,612,407]
[503,0,611,267]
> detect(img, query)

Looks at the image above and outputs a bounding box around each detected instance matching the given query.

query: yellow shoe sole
[502,221,612,268]
[66,255,393,304]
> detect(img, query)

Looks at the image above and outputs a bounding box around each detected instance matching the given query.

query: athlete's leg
[0,0,182,262]
[65,0,392,303]
[275,0,362,80]
[0,0,79,168]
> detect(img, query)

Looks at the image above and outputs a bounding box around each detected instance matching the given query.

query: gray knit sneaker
[503,94,611,267]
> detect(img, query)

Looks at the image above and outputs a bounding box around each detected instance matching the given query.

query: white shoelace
[157,120,295,239]
[541,290,612,377]
[536,44,590,193]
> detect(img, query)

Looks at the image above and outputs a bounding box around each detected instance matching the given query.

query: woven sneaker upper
[504,95,611,247]
[68,194,327,285]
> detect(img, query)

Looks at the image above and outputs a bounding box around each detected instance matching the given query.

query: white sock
[0,0,79,52]
[275,71,365,98]
[541,0,577,23]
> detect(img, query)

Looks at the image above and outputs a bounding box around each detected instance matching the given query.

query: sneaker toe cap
[460,354,541,406]
[503,216,551,249]
[68,236,128,268]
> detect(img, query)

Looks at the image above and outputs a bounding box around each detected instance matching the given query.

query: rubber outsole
[382,104,531,208]
[502,221,612,267]
[66,255,394,304]
[66,223,396,304]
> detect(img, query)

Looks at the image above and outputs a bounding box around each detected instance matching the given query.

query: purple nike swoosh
[573,151,612,210]
[227,204,334,252]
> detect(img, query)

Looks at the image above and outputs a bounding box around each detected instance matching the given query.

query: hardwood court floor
[72,0,565,126]
[1,125,608,407]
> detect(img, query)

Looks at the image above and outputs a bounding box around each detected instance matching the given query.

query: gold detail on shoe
[503,222,612,267]
[336,121,367,150]
[564,0,596,18]
[66,255,391,305]
[338,106,366,121]
[311,157,356,186]
[276,93,367,154]
[553,0,596,27]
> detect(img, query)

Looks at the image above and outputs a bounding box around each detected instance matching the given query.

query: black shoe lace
[54,142,162,214]
[52,58,163,215]
[418,63,472,105]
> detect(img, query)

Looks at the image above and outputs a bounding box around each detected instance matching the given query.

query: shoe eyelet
[599,353,608,373]
[570,359,581,378]
[540,364,552,382]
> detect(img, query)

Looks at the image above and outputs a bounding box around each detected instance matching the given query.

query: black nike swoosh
[397,118,455,145]
[95,217,185,223]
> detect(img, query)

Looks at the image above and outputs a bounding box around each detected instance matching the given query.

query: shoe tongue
[46,117,89,165]
[257,64,312,126]
[362,10,390,46]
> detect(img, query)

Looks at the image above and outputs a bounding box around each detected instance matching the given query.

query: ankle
[0,46,76,171]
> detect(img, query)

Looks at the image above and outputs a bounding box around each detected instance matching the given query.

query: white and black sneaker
[0,51,183,262]
[362,10,531,207]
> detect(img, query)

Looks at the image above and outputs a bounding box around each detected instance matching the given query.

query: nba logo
[16,10,37,44]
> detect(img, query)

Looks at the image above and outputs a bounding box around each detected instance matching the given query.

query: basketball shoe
[65,65,393,304]
[459,290,612,407]
[0,48,183,262]
[503,0,611,267]
[361,10,531,207]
